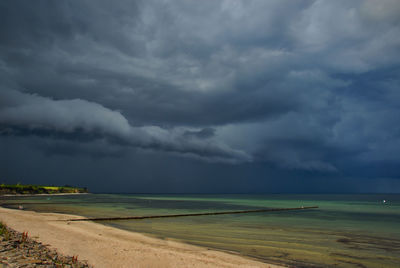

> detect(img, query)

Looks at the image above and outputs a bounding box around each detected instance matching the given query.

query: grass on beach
[0,221,10,240]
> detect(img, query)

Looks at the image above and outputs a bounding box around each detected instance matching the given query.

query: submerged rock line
[66,206,319,222]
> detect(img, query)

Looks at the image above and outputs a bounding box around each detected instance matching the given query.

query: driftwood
[66,206,318,222]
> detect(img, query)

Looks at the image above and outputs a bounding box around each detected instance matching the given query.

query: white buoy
[383,200,386,203]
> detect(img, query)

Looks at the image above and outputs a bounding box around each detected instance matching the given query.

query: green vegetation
[0,183,88,195]
[0,221,5,235]
[0,221,10,240]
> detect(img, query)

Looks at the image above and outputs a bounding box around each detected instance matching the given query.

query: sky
[1,0,400,193]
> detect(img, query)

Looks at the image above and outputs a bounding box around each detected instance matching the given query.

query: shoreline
[1,193,90,197]
[0,207,284,268]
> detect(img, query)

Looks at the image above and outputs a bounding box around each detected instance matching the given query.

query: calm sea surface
[1,194,399,267]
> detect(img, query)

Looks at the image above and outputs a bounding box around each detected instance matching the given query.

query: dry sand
[0,207,284,268]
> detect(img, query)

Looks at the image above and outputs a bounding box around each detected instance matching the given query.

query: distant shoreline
[1,192,90,197]
[0,184,88,195]
[0,206,283,268]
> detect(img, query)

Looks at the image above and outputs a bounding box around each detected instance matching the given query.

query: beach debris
[20,231,28,243]
[72,255,79,263]
[0,224,91,267]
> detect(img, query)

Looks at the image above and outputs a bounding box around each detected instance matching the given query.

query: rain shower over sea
[2,194,399,267]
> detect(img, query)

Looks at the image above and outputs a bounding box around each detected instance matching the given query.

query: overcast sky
[1,0,400,193]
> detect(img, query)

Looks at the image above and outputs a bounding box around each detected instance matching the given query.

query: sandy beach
[0,207,284,268]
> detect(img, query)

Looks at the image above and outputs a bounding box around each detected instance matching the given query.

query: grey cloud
[0,0,400,180]
[218,114,340,172]
[0,89,251,163]
[0,0,309,127]
[184,128,215,139]
[291,0,400,72]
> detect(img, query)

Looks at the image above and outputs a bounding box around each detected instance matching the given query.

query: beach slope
[0,207,283,268]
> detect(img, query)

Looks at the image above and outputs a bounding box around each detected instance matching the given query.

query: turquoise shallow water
[1,194,400,267]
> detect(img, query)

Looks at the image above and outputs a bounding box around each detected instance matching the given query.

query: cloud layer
[1,0,400,188]
[0,89,250,163]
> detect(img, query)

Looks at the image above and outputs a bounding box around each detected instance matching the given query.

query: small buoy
[383,200,386,203]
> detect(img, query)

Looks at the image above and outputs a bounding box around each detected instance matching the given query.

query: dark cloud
[0,89,250,163]
[0,0,399,192]
[184,128,215,139]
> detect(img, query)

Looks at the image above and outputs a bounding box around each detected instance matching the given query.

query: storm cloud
[0,89,250,163]
[1,0,400,192]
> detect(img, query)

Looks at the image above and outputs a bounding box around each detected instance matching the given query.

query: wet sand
[0,207,284,268]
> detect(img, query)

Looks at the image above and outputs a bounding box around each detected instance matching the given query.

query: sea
[1,194,399,267]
